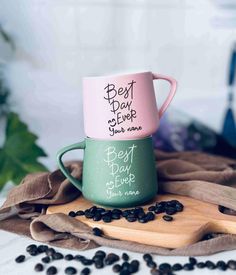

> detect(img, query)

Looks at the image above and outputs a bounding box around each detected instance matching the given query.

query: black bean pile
[15,243,236,274]
[68,200,184,224]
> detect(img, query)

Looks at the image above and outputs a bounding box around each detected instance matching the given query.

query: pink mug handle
[152,73,177,118]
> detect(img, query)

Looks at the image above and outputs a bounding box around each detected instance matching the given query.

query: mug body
[83,71,159,140]
[82,136,157,207]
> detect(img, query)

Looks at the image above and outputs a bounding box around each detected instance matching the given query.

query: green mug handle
[56,140,86,191]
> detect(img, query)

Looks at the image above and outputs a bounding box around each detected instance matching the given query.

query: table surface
[1,199,236,275]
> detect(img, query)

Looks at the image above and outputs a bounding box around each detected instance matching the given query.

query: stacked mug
[57,72,177,207]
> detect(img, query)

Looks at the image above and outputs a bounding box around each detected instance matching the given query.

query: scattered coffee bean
[34,263,44,272]
[81,258,93,266]
[65,266,77,274]
[165,207,177,215]
[95,250,106,258]
[148,206,156,211]
[147,260,157,268]
[163,215,173,222]
[42,256,51,263]
[228,260,236,270]
[15,255,25,263]
[183,263,194,270]
[92,227,103,236]
[76,210,84,216]
[122,252,129,261]
[68,211,76,217]
[104,253,120,265]
[26,244,37,252]
[102,215,112,223]
[205,260,216,270]
[216,260,227,271]
[84,210,94,219]
[112,264,122,273]
[46,248,56,257]
[94,260,104,269]
[122,262,130,271]
[172,263,183,271]
[52,252,64,260]
[74,255,85,262]
[93,213,102,221]
[196,262,205,268]
[46,266,57,275]
[80,267,90,275]
[159,263,171,272]
[37,245,48,253]
[143,253,152,262]
[120,270,130,275]
[189,257,197,265]
[65,254,74,261]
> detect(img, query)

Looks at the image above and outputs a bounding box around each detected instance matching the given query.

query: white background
[0,0,236,169]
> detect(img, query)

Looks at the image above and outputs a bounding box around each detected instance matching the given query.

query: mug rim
[83,71,152,80]
[85,135,152,142]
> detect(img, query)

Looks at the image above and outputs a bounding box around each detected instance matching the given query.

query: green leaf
[0,112,48,189]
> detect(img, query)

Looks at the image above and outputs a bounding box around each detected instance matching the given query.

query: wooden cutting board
[47,194,236,249]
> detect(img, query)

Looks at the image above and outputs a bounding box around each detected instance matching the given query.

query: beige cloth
[1,150,236,256]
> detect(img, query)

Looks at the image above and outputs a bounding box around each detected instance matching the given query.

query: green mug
[57,137,157,207]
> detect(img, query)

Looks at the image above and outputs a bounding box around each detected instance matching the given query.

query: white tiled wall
[0,0,235,168]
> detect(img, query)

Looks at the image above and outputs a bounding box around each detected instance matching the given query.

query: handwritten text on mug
[104,80,142,136]
[104,145,140,199]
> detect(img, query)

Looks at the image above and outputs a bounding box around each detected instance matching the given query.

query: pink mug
[83,71,177,140]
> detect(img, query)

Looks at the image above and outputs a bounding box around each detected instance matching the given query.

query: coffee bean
[15,255,25,263]
[104,253,119,265]
[216,260,227,271]
[29,249,38,256]
[122,252,129,261]
[92,213,102,221]
[196,262,205,268]
[95,250,106,258]
[92,227,103,236]
[122,262,130,270]
[81,258,93,266]
[89,206,97,213]
[84,210,94,219]
[147,260,157,268]
[122,210,130,217]
[112,264,122,273]
[205,260,216,269]
[143,253,152,262]
[112,209,122,215]
[189,257,197,265]
[126,215,137,222]
[138,217,148,223]
[94,260,104,269]
[175,202,184,212]
[68,211,76,217]
[46,248,56,257]
[76,210,84,216]
[146,211,155,221]
[163,215,173,222]
[165,207,177,215]
[35,263,44,272]
[130,259,140,268]
[65,254,74,261]
[128,263,139,273]
[101,210,112,217]
[148,206,156,211]
[26,244,37,252]
[137,211,146,219]
[111,213,121,220]
[172,263,183,271]
[65,267,77,274]
[74,255,85,262]
[159,263,171,271]
[80,267,90,275]
[37,245,48,253]
[96,207,105,214]
[102,215,112,223]
[46,266,57,275]
[227,260,236,270]
[52,252,64,260]
[42,256,51,263]
[183,263,194,270]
